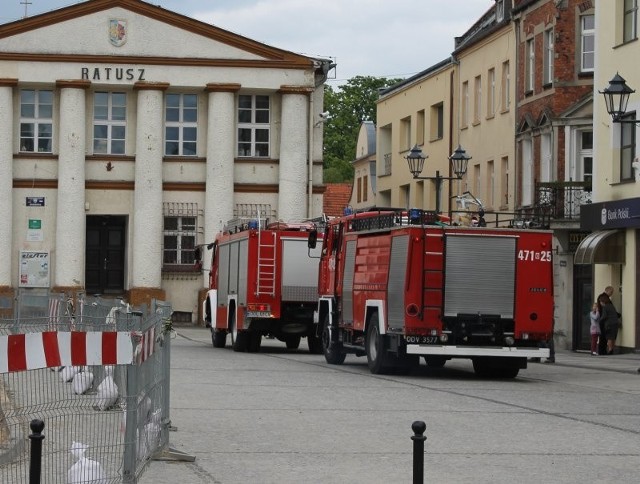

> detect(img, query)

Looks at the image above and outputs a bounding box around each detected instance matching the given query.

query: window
[363,175,368,202]
[579,130,593,186]
[621,112,636,181]
[417,110,425,145]
[473,164,481,201]
[540,133,552,182]
[487,68,495,117]
[93,92,126,154]
[501,61,510,111]
[526,39,535,92]
[487,160,495,208]
[163,214,197,267]
[357,177,362,203]
[462,81,469,127]
[543,28,554,86]
[238,94,270,157]
[20,89,53,153]
[581,14,595,72]
[624,0,638,43]
[400,116,411,151]
[521,139,533,206]
[501,156,509,208]
[165,93,197,156]
[474,75,482,123]
[430,102,444,140]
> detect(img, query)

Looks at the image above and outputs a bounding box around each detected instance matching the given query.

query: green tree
[322,76,403,183]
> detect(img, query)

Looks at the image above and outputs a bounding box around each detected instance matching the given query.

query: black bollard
[29,419,45,484]
[411,420,427,484]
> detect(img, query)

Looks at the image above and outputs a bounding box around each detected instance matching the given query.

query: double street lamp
[405,144,472,214]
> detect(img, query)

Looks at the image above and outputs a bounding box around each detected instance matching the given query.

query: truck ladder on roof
[256,230,277,296]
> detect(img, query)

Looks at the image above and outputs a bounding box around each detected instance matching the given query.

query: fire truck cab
[309,208,554,378]
[203,217,323,353]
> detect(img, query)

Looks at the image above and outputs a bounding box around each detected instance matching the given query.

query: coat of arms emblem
[109,19,127,47]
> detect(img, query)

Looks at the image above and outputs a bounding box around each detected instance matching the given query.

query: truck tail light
[248,303,270,312]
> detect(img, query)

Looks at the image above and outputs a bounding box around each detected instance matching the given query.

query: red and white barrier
[0,331,135,373]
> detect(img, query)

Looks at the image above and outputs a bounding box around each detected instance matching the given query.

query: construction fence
[0,290,191,483]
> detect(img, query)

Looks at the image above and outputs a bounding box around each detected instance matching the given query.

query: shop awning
[574,230,625,265]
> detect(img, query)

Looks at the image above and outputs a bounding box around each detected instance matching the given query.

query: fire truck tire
[322,315,346,365]
[230,317,248,352]
[248,332,262,353]
[307,334,323,354]
[285,335,301,350]
[365,314,392,374]
[212,329,227,348]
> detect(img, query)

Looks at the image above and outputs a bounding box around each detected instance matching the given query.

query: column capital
[205,83,241,93]
[56,79,91,89]
[278,85,313,96]
[0,78,18,87]
[134,81,170,91]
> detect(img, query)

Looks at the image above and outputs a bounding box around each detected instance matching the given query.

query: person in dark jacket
[598,293,620,355]
[596,286,614,355]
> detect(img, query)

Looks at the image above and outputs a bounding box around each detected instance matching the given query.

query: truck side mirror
[308,229,318,249]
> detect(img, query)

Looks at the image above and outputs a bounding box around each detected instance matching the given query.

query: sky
[1,0,493,85]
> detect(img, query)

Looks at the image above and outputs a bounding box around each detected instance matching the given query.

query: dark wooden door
[572,264,593,351]
[86,216,126,295]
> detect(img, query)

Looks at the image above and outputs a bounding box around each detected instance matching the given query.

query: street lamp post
[600,73,640,124]
[405,144,471,215]
[600,73,640,182]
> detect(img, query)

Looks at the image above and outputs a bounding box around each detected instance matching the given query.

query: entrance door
[86,216,126,295]
[572,264,593,351]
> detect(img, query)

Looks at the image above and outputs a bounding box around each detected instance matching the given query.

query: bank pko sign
[580,197,640,230]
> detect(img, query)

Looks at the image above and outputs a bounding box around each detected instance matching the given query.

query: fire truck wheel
[248,332,262,353]
[285,335,301,350]
[212,329,227,348]
[230,317,248,352]
[307,335,323,354]
[365,314,392,375]
[322,315,346,365]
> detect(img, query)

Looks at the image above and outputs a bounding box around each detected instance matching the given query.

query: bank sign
[580,197,640,230]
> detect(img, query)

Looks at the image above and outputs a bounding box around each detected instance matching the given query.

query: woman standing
[589,302,600,356]
[598,294,620,355]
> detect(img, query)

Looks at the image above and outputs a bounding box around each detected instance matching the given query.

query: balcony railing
[533,180,592,222]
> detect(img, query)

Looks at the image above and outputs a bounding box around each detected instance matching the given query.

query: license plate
[405,335,439,344]
[246,311,271,318]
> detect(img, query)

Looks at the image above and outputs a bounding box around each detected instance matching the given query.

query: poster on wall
[19,251,50,288]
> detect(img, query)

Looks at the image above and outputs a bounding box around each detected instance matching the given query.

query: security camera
[319,111,331,119]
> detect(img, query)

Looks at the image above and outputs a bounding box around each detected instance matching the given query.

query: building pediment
[0,0,315,69]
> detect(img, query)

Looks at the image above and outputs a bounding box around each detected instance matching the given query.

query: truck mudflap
[405,345,550,359]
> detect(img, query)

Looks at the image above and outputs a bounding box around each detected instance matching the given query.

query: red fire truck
[308,208,554,378]
[203,217,323,353]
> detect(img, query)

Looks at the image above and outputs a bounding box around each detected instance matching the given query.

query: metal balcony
[534,180,592,222]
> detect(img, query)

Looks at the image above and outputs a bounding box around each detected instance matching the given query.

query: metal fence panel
[0,290,178,483]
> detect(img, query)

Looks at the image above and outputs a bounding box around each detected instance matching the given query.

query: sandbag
[67,441,106,484]
[72,369,94,395]
[95,366,119,410]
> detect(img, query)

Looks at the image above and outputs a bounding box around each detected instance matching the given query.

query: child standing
[589,302,600,356]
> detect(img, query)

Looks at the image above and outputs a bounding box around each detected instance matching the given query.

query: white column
[278,88,310,222]
[131,87,164,289]
[55,82,88,288]
[0,81,16,287]
[204,84,238,282]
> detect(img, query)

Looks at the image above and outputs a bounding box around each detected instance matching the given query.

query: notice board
[19,251,50,288]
